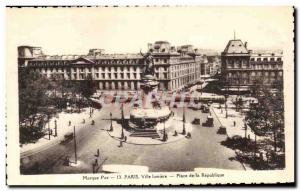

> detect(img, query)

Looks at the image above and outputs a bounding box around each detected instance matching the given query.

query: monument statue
[140,50,155,76]
[128,50,172,136]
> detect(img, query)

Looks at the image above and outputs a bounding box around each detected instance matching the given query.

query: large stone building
[18,41,209,92]
[221,39,283,91]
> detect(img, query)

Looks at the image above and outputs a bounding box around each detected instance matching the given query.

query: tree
[250,77,264,97]
[19,68,51,144]
[49,73,65,98]
[77,75,97,99]
[246,85,284,154]
[19,68,51,123]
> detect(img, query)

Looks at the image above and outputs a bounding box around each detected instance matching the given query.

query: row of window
[228,78,279,85]
[28,59,141,67]
[170,63,198,71]
[227,71,283,77]
[250,57,282,62]
[44,72,172,80]
[250,64,282,70]
[227,63,282,69]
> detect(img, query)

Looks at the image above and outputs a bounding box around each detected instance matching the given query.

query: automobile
[217,126,227,134]
[60,132,73,144]
[202,115,214,127]
[191,118,200,125]
[202,106,210,113]
[133,102,140,108]
[200,104,205,110]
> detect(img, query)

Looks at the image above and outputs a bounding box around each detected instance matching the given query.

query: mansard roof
[222,39,249,56]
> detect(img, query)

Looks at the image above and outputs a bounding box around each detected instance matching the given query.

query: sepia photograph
[6,6,294,185]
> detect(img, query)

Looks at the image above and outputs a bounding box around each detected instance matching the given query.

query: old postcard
[6,6,294,185]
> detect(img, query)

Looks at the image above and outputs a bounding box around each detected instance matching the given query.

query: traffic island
[106,119,193,145]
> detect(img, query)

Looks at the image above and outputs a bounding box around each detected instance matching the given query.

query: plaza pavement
[21,103,245,174]
[20,108,96,158]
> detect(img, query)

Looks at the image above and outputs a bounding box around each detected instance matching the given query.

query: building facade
[18,41,209,92]
[221,39,283,91]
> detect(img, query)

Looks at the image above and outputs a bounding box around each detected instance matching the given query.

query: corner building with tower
[221,39,283,92]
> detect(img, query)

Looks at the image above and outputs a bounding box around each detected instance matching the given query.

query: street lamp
[243,119,247,140]
[120,104,124,139]
[48,113,51,140]
[225,88,228,118]
[109,112,113,131]
[54,119,57,137]
[182,107,186,135]
[162,120,167,142]
[73,126,77,164]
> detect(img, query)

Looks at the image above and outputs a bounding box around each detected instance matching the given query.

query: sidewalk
[211,103,259,140]
[20,108,94,158]
[210,103,255,171]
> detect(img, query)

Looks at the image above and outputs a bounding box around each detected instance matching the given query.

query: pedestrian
[63,156,70,166]
[119,140,123,147]
[82,119,85,124]
[68,120,71,126]
[259,152,264,161]
[186,132,192,139]
[233,121,236,127]
[94,158,98,166]
[92,163,96,173]
[91,120,95,125]
[174,130,178,136]
[124,136,127,142]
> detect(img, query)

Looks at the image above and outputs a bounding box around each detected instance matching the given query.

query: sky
[6,6,293,55]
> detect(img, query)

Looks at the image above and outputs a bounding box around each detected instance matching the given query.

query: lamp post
[109,112,113,131]
[162,120,167,142]
[48,113,51,140]
[182,107,186,135]
[225,89,228,118]
[73,126,77,164]
[244,120,247,140]
[54,119,57,137]
[120,104,124,139]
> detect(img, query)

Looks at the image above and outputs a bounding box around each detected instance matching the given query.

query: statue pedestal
[129,74,173,134]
